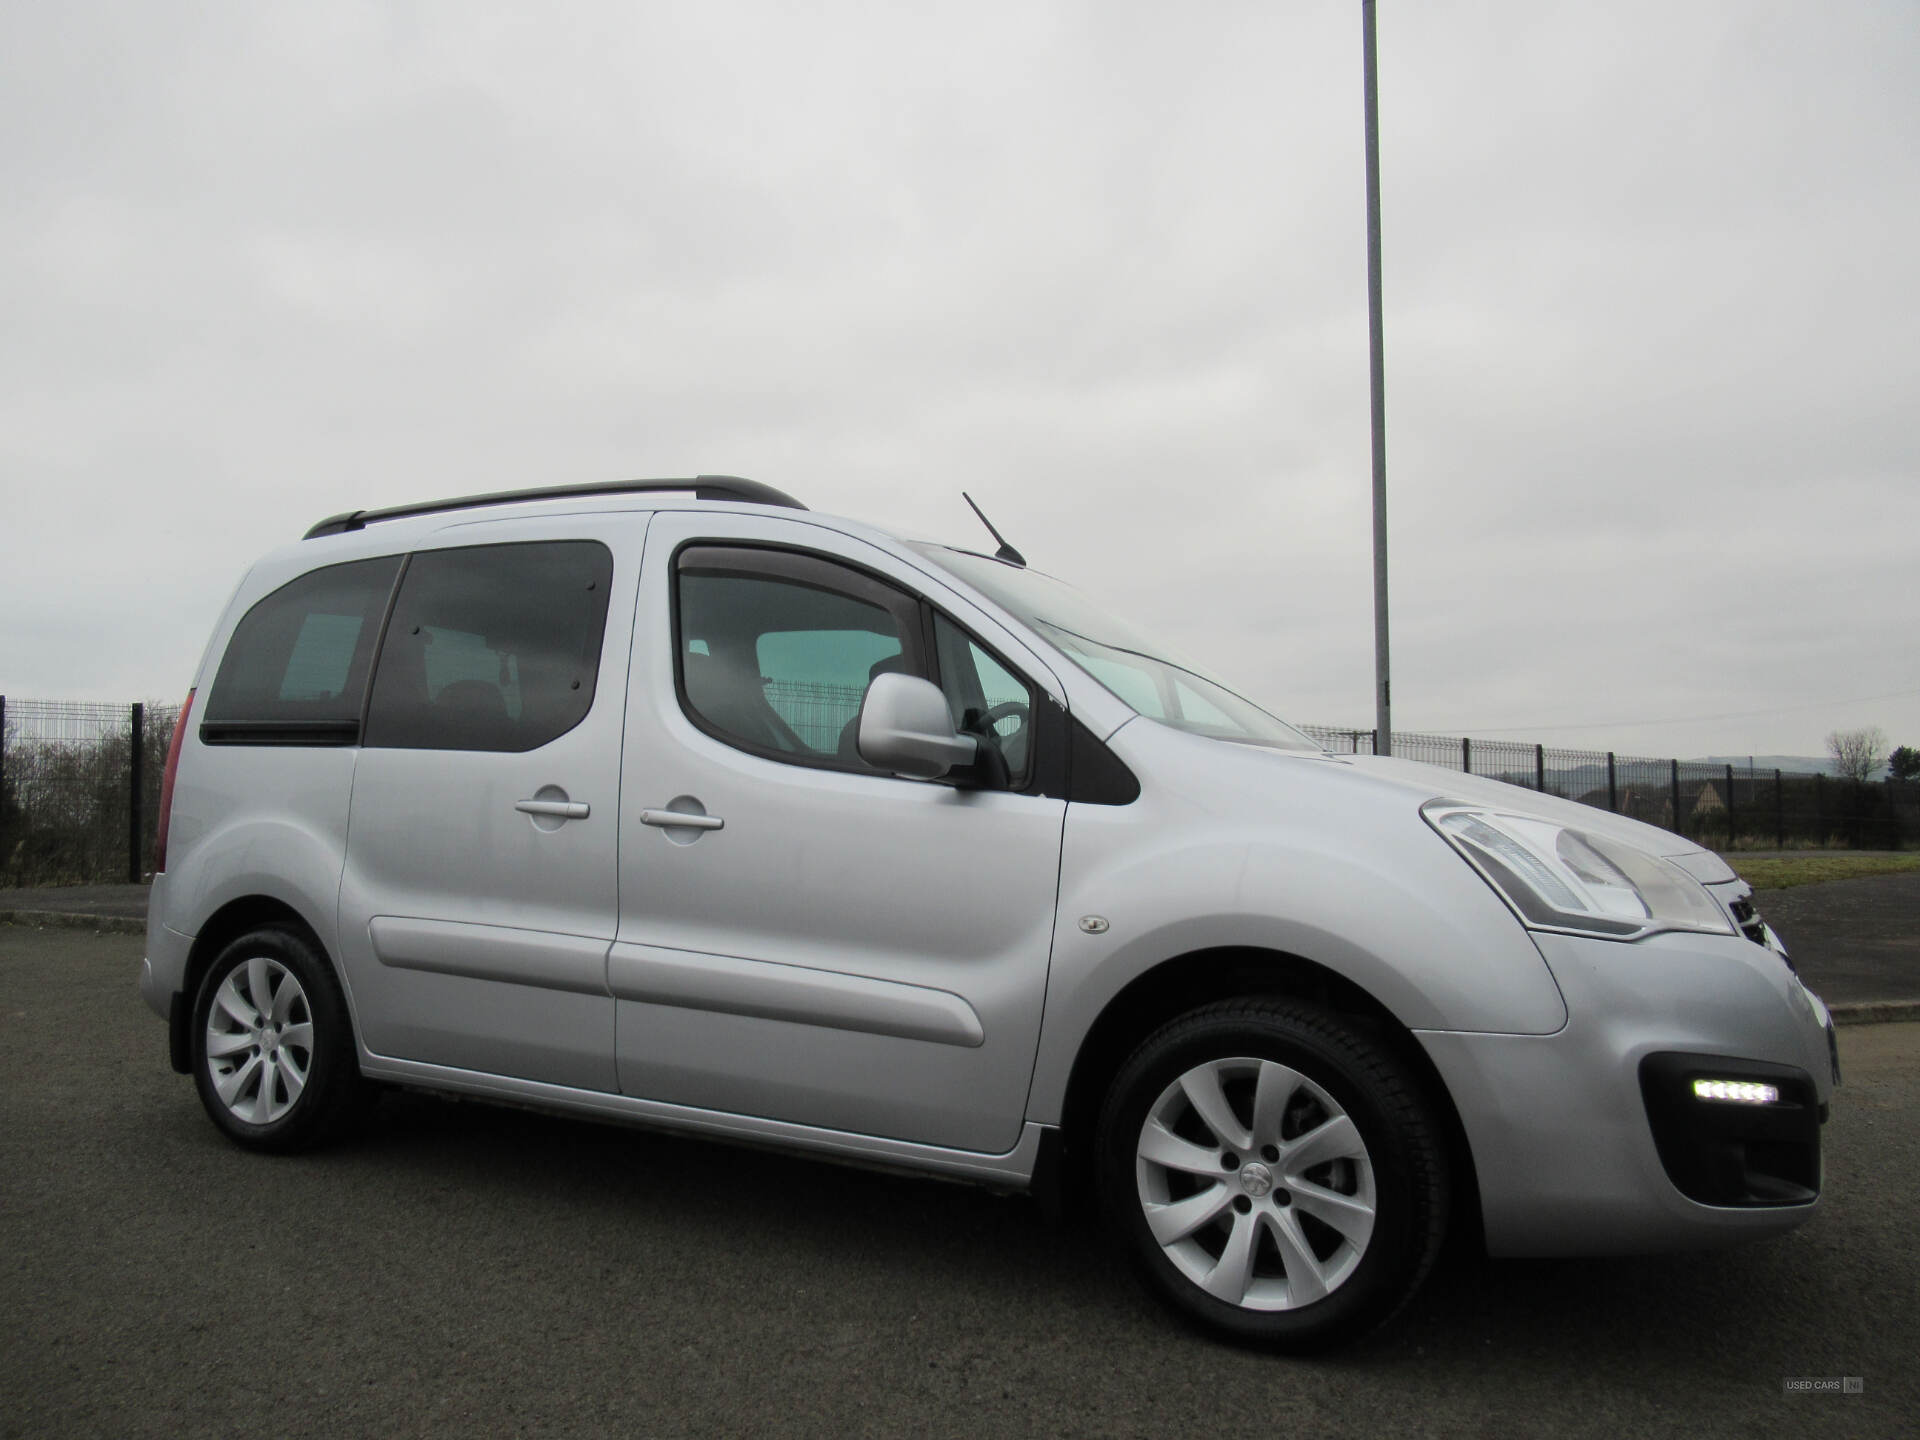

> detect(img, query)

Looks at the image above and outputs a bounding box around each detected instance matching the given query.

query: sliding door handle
[640,809,724,831]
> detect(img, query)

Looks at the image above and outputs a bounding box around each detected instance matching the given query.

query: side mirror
[857,672,978,781]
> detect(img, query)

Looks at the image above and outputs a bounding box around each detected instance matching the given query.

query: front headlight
[1422,800,1734,941]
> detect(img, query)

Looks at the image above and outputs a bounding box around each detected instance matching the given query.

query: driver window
[675,546,924,773]
[932,614,1033,785]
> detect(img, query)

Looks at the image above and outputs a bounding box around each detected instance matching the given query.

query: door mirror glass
[857,673,979,781]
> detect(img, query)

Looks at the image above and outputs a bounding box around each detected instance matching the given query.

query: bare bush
[1825,726,1889,785]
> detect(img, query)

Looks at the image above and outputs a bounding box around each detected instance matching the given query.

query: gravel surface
[0,884,149,920]
[3,926,1915,1439]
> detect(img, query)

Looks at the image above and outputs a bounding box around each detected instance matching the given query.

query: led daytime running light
[1692,1079,1780,1105]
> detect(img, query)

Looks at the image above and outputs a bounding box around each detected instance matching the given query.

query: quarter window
[932,614,1034,786]
[363,541,613,752]
[201,556,403,744]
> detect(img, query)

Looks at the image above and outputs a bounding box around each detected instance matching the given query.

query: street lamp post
[1362,0,1392,756]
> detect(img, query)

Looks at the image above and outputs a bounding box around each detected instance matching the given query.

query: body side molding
[608,941,985,1047]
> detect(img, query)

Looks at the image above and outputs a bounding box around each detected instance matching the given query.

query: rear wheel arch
[171,896,338,1073]
[188,922,368,1150]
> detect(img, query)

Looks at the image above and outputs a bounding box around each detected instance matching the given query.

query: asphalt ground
[0,884,149,921]
[2,927,1915,1439]
[1744,870,1920,1010]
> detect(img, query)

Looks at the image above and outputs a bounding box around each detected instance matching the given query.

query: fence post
[1461,736,1471,774]
[1725,762,1736,850]
[128,702,145,884]
[1813,773,1825,842]
[1535,743,1545,792]
[1774,769,1784,850]
[1670,759,1681,839]
[1606,753,1617,812]
[1371,728,1380,757]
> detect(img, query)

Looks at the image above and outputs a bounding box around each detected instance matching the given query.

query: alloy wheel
[1134,1056,1377,1310]
[203,955,315,1126]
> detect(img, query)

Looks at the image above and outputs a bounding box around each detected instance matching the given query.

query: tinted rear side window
[363,541,614,752]
[201,556,403,744]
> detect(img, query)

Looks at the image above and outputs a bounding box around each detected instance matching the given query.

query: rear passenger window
[201,556,403,744]
[363,541,613,752]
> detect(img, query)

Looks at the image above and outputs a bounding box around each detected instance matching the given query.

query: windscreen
[910,545,1321,752]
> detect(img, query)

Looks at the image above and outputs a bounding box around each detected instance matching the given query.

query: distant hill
[1464,753,1889,791]
[1694,755,1889,781]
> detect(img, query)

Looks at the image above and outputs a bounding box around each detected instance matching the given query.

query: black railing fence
[2,695,1911,888]
[1300,724,1916,851]
[1,698,181,888]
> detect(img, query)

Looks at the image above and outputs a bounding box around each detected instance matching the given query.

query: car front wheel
[1097,998,1448,1350]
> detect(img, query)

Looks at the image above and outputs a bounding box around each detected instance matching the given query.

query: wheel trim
[204,956,314,1126]
[1136,1057,1377,1312]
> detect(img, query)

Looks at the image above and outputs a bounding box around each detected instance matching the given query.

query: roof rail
[302,475,805,540]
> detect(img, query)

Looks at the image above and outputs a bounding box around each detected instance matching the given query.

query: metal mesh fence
[1,699,179,887]
[764,680,866,754]
[3,692,1913,889]
[1299,724,1377,755]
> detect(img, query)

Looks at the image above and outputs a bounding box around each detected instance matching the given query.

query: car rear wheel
[1097,998,1447,1350]
[191,926,365,1152]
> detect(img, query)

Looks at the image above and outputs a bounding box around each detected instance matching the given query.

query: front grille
[1727,892,1792,971]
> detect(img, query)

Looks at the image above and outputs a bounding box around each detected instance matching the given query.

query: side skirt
[357,1051,1048,1189]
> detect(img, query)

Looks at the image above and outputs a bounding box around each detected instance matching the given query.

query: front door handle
[639,809,724,831]
[517,798,591,820]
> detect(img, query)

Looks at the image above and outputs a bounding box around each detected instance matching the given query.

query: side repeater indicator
[1078,916,1110,935]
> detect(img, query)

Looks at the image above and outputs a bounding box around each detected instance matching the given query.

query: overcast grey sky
[3,1,1915,759]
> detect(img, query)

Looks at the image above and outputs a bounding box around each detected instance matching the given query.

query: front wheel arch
[1048,948,1481,1250]
[1096,997,1450,1348]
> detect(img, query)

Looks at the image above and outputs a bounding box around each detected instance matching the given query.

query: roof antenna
[961,492,1027,568]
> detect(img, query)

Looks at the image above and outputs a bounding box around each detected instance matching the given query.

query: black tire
[1096,998,1448,1351]
[190,925,366,1153]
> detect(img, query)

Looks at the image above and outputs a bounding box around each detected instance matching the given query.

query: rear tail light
[153,687,194,874]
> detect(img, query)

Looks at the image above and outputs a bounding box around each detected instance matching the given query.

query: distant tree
[1826,726,1890,784]
[1889,745,1920,783]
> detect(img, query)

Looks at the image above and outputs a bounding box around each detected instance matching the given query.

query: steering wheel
[977,701,1030,738]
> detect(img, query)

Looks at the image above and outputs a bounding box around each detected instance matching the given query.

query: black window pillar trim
[356,552,413,745]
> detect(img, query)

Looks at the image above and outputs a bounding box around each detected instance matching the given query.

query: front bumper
[1416,925,1836,1257]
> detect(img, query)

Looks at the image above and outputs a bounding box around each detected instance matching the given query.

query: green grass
[1728,853,1920,891]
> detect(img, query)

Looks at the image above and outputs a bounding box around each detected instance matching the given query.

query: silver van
[142,477,1838,1349]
